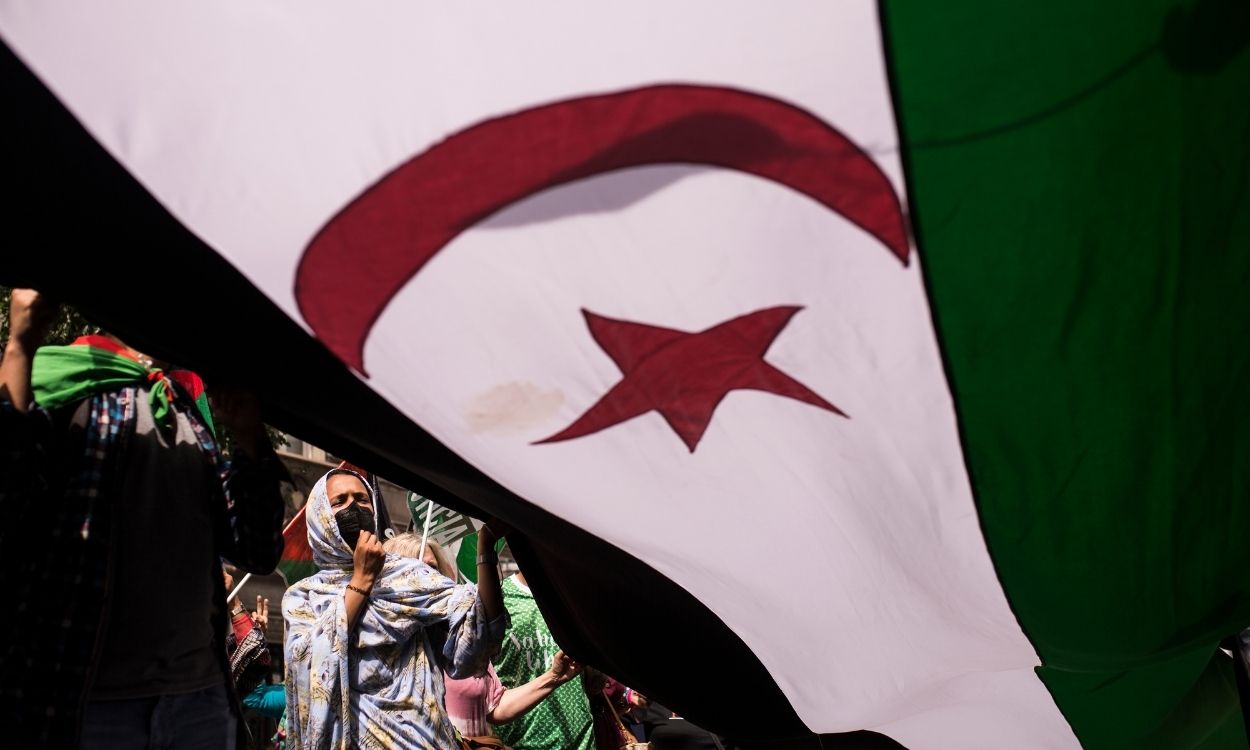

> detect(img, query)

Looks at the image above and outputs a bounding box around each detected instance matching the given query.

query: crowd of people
[0,287,729,749]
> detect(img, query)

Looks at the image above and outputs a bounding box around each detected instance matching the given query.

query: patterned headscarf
[311,468,378,567]
[282,470,505,750]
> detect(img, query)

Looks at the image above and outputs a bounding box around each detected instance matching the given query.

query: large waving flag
[3,3,1248,748]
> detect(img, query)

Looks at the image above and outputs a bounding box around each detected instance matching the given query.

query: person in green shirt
[492,572,596,750]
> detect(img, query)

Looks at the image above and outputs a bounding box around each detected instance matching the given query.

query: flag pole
[418,498,434,559]
[227,507,305,603]
[227,574,252,603]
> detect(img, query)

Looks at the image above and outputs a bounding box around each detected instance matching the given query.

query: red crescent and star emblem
[296,84,908,451]
[535,306,845,452]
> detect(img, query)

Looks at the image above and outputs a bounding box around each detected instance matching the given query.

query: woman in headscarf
[282,468,508,749]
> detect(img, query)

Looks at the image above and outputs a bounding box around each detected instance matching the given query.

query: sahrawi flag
[2,3,1248,748]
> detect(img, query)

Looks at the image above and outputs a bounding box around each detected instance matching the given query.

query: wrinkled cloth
[283,470,506,750]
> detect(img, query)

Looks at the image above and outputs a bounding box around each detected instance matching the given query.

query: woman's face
[327,474,372,516]
[421,547,439,571]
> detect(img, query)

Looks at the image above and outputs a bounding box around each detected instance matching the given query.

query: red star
[536,306,846,452]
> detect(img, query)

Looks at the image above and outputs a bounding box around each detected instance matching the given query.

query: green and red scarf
[31,335,214,434]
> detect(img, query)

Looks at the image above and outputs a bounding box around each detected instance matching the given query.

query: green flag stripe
[884,2,1250,747]
[277,559,318,587]
[457,532,479,583]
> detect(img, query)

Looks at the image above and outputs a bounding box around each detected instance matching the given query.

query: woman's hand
[253,595,270,633]
[489,649,585,725]
[547,650,583,686]
[345,531,385,630]
[5,289,56,355]
[351,530,386,590]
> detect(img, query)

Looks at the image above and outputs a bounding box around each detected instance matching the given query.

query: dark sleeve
[0,398,53,518]
[218,447,287,574]
[0,400,60,589]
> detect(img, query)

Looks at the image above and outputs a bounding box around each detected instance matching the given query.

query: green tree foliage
[0,286,98,347]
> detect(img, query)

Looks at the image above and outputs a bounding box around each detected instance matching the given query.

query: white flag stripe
[0,3,1078,746]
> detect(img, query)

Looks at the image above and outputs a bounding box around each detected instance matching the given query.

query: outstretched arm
[488,650,583,725]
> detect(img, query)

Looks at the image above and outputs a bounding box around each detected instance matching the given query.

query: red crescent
[296,84,909,373]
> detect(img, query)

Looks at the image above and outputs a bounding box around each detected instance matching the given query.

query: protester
[0,289,286,748]
[282,469,508,749]
[492,569,597,750]
[384,533,458,583]
[386,534,586,744]
[223,569,285,721]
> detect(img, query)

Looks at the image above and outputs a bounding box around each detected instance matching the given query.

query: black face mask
[334,503,375,550]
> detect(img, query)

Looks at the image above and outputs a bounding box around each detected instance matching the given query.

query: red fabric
[296,84,908,372]
[70,335,136,360]
[231,611,257,642]
[71,335,207,402]
[169,370,206,401]
[602,677,626,703]
[279,506,312,565]
[537,306,844,452]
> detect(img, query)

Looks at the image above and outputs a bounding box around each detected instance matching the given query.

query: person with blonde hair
[385,533,584,746]
[384,532,458,580]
